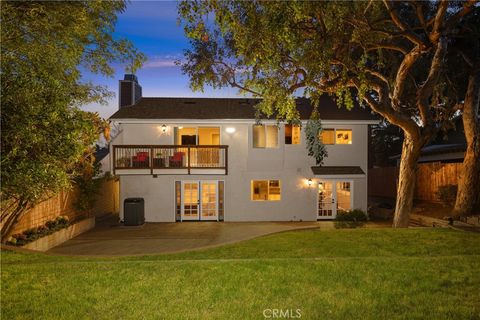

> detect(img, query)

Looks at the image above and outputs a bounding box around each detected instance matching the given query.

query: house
[108,74,378,222]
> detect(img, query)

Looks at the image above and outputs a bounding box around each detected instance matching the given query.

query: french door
[317,180,352,219]
[181,181,218,221]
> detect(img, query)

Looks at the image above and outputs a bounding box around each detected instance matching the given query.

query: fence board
[9,179,119,235]
[368,162,462,202]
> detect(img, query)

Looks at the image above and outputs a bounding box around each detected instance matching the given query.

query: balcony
[113,145,228,175]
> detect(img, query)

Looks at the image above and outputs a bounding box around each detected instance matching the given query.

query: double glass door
[317,181,352,219]
[181,181,218,221]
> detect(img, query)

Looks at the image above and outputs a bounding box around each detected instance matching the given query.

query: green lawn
[2,228,480,319]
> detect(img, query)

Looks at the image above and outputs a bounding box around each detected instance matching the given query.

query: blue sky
[82,1,238,119]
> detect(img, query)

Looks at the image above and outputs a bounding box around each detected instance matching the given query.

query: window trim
[320,128,353,145]
[250,179,282,201]
[252,124,279,149]
[284,124,301,145]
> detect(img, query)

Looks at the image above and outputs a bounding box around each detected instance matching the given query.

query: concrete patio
[47,216,323,256]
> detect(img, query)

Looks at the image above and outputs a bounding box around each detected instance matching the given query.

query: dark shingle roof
[311,166,366,175]
[110,95,377,121]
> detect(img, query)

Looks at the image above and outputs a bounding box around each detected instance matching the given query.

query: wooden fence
[10,179,119,235]
[368,162,462,202]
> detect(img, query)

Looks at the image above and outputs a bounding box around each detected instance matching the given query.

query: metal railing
[113,145,228,174]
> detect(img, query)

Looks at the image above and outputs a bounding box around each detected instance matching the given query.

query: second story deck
[113,145,228,175]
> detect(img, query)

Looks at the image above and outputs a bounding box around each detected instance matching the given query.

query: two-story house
[109,75,378,222]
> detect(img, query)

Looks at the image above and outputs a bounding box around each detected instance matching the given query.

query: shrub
[436,185,457,206]
[45,220,58,229]
[335,209,368,228]
[336,209,368,221]
[7,216,71,246]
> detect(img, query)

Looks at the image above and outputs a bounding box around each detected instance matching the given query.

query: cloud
[142,54,185,69]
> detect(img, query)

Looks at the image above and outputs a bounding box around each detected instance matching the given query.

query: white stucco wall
[115,120,370,222]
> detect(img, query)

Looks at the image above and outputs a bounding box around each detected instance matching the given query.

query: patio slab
[47,216,321,256]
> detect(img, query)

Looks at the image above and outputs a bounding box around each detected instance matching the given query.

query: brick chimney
[119,74,142,108]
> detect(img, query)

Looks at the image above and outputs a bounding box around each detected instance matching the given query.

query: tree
[0,1,145,240]
[449,9,480,215]
[178,0,477,227]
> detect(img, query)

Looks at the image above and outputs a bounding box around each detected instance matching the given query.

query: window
[320,129,335,144]
[253,125,278,148]
[335,129,352,144]
[320,129,352,145]
[175,127,220,145]
[285,124,301,145]
[251,180,281,201]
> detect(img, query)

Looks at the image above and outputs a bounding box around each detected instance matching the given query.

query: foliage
[436,185,458,206]
[335,209,368,228]
[304,110,328,165]
[178,0,477,227]
[0,1,145,239]
[73,148,107,214]
[7,216,70,246]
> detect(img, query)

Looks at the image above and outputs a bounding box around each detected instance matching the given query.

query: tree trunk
[393,134,423,227]
[454,63,480,216]
[1,200,28,243]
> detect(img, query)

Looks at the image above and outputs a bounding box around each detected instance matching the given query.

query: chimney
[119,74,142,108]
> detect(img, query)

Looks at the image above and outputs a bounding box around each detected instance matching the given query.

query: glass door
[200,181,218,220]
[317,181,352,219]
[182,181,199,220]
[318,181,335,219]
[181,181,219,221]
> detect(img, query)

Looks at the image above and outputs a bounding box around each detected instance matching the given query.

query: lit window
[319,129,352,145]
[320,129,335,144]
[251,180,281,201]
[285,124,301,145]
[253,125,278,148]
[336,129,352,144]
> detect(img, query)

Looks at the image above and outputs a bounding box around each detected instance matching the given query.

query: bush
[335,209,368,228]
[436,185,457,206]
[336,209,368,221]
[6,216,71,246]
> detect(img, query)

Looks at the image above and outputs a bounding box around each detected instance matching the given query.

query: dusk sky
[82,1,238,119]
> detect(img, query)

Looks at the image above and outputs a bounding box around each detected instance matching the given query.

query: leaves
[0,1,144,233]
[305,115,328,166]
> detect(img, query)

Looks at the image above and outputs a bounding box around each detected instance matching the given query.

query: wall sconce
[161,124,167,133]
[225,127,236,133]
[307,179,313,187]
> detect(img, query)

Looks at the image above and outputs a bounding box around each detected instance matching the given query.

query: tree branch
[416,36,448,127]
[383,0,427,48]
[392,47,422,108]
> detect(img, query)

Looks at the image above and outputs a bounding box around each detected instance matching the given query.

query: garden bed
[21,217,95,252]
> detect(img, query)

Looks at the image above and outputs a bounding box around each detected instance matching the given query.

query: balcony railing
[113,145,228,175]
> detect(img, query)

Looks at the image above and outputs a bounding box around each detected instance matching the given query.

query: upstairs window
[320,129,352,145]
[253,125,278,148]
[335,129,352,144]
[251,180,281,201]
[320,129,335,144]
[285,124,301,145]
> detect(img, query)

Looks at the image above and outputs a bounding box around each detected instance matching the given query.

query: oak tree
[178,0,477,226]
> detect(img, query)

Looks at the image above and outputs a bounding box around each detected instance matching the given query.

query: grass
[1,228,480,319]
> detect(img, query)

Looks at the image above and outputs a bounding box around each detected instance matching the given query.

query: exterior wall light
[161,124,167,133]
[307,179,313,187]
[225,127,236,133]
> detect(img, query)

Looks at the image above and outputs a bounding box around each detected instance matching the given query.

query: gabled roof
[109,95,378,121]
